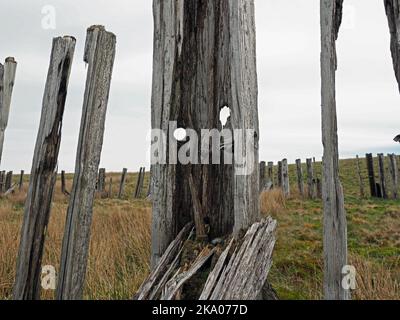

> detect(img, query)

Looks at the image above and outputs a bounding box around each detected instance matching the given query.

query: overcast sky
[0,0,399,172]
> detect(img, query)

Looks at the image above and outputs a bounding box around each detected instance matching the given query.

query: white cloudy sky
[0,0,399,172]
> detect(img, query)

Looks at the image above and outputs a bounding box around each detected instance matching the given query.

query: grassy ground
[0,157,399,300]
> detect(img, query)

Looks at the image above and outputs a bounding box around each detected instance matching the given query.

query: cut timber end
[84,25,116,63]
[5,57,16,63]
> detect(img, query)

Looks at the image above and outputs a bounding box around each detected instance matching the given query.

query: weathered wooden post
[281,159,290,198]
[0,57,17,166]
[277,161,283,188]
[150,0,260,267]
[388,153,398,199]
[377,153,388,199]
[13,36,76,300]
[0,170,5,193]
[356,155,365,198]
[267,162,274,187]
[97,168,106,192]
[5,170,12,191]
[18,170,24,191]
[366,153,377,197]
[260,161,266,191]
[384,0,400,92]
[108,177,113,198]
[57,26,116,300]
[295,159,304,197]
[61,170,67,195]
[118,168,128,199]
[306,158,315,199]
[320,0,349,300]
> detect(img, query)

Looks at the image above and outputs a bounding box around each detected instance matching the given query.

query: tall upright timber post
[13,36,76,300]
[0,57,17,166]
[57,26,116,300]
[384,0,400,92]
[151,0,259,267]
[320,0,349,300]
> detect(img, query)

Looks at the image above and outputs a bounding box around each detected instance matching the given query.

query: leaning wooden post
[18,170,24,191]
[295,159,304,197]
[5,170,12,191]
[118,168,128,199]
[134,167,145,199]
[377,153,388,199]
[306,158,315,199]
[388,153,398,199]
[13,36,76,300]
[0,57,17,166]
[281,159,290,198]
[356,155,365,198]
[366,153,377,197]
[57,26,116,300]
[151,0,260,266]
[320,0,349,300]
[267,161,274,187]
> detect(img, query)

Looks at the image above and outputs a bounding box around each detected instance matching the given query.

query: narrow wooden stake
[18,170,24,191]
[267,162,274,187]
[118,168,128,199]
[388,153,398,199]
[13,36,76,300]
[356,155,365,199]
[0,57,17,166]
[295,159,304,197]
[146,167,152,198]
[57,26,116,300]
[377,153,388,199]
[61,170,67,195]
[281,159,290,198]
[97,168,106,192]
[306,159,315,199]
[366,153,377,197]
[259,161,266,191]
[134,167,145,199]
[5,170,12,191]
[0,170,5,193]
[321,0,349,300]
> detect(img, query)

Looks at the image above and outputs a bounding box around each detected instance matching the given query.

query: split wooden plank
[366,153,377,197]
[134,223,193,300]
[57,26,116,300]
[388,153,398,199]
[118,168,128,199]
[13,36,76,300]
[356,155,365,198]
[0,57,17,166]
[377,153,388,199]
[320,0,349,300]
[296,159,304,197]
[200,217,277,300]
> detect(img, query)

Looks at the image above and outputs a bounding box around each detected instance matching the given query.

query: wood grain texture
[13,36,76,300]
[151,0,259,267]
[57,26,116,300]
[0,57,17,165]
[384,0,400,91]
[320,0,349,300]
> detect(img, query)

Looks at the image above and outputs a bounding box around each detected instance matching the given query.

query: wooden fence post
[259,161,266,191]
[295,159,304,197]
[5,170,12,191]
[366,153,377,197]
[134,167,145,199]
[97,168,106,192]
[306,159,315,199]
[356,155,365,198]
[277,161,282,188]
[18,170,24,191]
[267,162,274,187]
[118,168,128,199]
[377,153,388,199]
[388,153,398,199]
[0,57,17,166]
[281,159,290,197]
[0,170,5,193]
[57,26,116,300]
[13,36,76,300]
[321,0,349,300]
